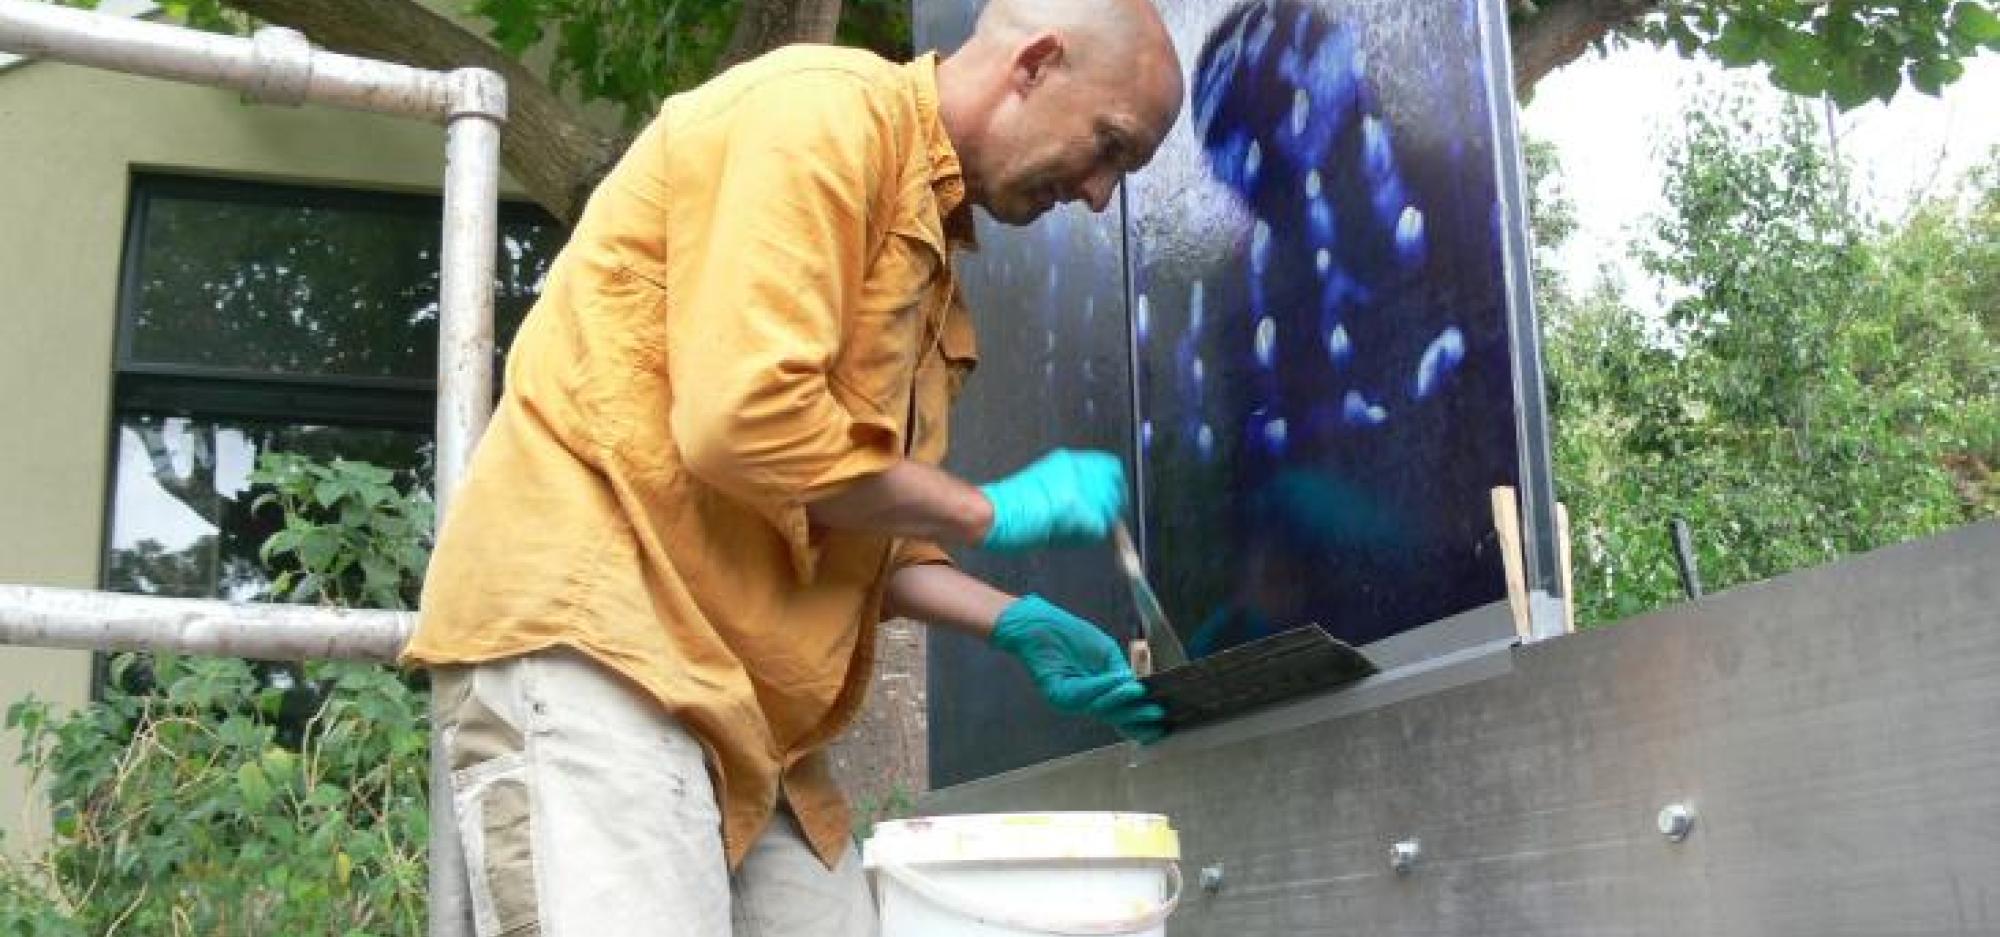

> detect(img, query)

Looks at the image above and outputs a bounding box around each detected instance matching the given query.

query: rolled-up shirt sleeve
[891,538,954,571]
[661,72,908,581]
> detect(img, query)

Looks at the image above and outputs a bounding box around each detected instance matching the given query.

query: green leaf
[236,762,273,812]
[1826,63,1875,108]
[1910,57,1964,95]
[1951,1,2000,44]
[313,478,347,509]
[1864,52,1905,102]
[1710,18,1765,66]
[259,527,300,564]
[473,0,548,55]
[360,554,398,592]
[297,528,339,571]
[306,783,348,809]
[347,461,395,485]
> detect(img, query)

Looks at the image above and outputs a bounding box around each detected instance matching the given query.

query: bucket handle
[877,861,1182,936]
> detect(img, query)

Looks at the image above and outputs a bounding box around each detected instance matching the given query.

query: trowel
[1112,521,1188,671]
[1114,521,1380,731]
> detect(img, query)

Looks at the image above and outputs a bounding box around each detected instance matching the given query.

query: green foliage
[464,0,912,125]
[251,452,434,611]
[53,0,243,32]
[1627,0,2000,107]
[2,458,435,935]
[469,0,739,122]
[50,0,1993,114]
[850,783,917,842]
[1537,93,1999,626]
[1525,137,1581,304]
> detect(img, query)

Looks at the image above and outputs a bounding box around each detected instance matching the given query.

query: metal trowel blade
[1113,522,1188,670]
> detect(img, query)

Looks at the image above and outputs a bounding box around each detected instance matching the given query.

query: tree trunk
[223,0,619,225]
[718,0,844,72]
[1508,0,1660,94]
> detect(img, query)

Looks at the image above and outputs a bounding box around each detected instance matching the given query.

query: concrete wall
[923,520,2000,935]
[0,52,489,852]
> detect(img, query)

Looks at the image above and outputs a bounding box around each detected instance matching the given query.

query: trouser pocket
[437,663,543,937]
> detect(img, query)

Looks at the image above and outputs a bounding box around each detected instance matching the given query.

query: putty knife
[1113,521,1188,670]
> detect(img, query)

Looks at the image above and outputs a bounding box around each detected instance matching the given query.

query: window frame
[111,172,555,430]
[93,172,560,697]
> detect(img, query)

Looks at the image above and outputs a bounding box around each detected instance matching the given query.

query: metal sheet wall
[924,521,2000,936]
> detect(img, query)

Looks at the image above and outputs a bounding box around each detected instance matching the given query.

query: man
[403,0,1185,933]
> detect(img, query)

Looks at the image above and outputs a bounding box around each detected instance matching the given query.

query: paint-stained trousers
[431,649,878,937]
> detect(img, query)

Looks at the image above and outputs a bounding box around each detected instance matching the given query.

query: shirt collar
[907,52,978,248]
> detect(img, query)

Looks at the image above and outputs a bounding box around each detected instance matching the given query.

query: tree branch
[215,0,1650,218]
[1509,0,1660,93]
[132,420,216,522]
[221,0,617,225]
[718,0,843,72]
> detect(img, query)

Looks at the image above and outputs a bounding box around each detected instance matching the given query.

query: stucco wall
[0,53,494,853]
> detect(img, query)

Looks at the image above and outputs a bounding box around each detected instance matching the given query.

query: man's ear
[1011,32,1065,92]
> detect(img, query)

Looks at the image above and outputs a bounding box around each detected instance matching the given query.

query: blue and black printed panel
[918,0,1531,786]
[915,1,1143,787]
[1129,0,1517,657]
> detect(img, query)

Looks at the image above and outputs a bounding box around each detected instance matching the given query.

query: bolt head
[1199,864,1225,893]
[1389,839,1420,874]
[1657,803,1695,842]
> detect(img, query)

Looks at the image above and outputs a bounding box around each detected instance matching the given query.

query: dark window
[102,174,561,610]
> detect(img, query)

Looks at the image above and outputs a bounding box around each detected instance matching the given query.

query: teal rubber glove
[978,449,1128,552]
[989,595,1168,744]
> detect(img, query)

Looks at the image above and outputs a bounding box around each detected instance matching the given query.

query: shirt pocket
[828,216,945,445]
[564,265,673,465]
[909,293,978,467]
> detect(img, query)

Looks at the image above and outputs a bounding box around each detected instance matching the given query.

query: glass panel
[124,179,561,380]
[918,0,1536,785]
[1129,0,1517,656]
[104,414,430,601]
[918,1,1143,787]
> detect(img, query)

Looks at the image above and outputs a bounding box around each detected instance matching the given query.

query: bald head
[936,0,1184,225]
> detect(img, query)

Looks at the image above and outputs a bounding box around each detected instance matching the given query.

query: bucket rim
[862,811,1181,866]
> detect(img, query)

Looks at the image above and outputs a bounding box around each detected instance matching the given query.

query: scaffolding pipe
[0,4,505,933]
[436,70,506,517]
[0,586,411,661]
[0,1,454,118]
[425,72,507,937]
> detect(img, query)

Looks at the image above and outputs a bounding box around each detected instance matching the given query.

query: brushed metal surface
[921,520,2000,936]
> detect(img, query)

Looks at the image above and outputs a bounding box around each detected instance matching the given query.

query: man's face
[978,44,1177,225]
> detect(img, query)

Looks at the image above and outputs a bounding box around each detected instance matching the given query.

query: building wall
[0,54,500,852]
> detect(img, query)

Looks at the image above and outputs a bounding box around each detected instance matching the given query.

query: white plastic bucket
[862,812,1181,937]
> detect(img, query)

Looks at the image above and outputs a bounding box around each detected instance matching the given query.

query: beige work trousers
[432,649,878,937]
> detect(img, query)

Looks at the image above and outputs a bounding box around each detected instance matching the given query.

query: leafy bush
[250,453,433,612]
[2,453,433,935]
[1539,95,1999,625]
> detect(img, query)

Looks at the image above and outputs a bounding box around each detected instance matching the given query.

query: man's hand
[989,595,1166,744]
[978,450,1128,552]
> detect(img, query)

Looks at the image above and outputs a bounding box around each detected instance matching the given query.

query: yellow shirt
[404,46,978,869]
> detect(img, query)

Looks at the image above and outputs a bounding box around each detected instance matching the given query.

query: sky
[110,421,255,553]
[1520,44,2000,308]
